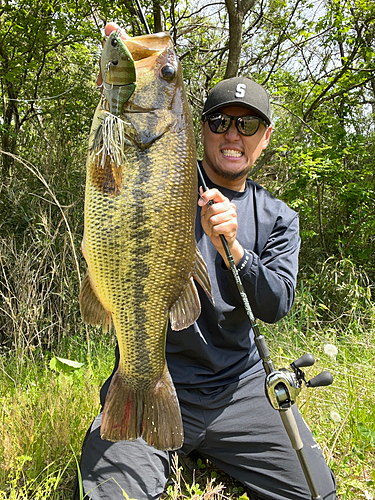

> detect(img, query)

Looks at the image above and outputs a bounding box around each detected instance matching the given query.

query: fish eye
[111,37,118,47]
[160,64,176,82]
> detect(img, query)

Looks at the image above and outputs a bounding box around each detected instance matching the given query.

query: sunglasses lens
[207,114,231,133]
[206,114,265,136]
[238,117,261,136]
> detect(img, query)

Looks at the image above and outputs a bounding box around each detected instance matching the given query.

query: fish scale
[80,32,212,450]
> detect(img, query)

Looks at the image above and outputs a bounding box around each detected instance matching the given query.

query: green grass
[0,330,115,499]
[0,283,374,499]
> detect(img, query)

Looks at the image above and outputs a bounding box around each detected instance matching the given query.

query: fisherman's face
[201,105,272,190]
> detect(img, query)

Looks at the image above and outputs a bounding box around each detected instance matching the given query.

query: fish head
[101,31,136,87]
[122,33,190,146]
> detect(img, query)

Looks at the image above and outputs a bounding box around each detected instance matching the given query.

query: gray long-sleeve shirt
[166,165,300,389]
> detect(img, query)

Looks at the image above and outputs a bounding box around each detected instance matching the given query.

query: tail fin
[100,364,183,451]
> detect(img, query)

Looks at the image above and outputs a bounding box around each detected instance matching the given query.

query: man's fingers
[211,219,236,238]
[207,205,236,226]
[201,197,236,220]
[198,187,226,207]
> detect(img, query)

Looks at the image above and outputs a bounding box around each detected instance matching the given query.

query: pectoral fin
[79,272,112,331]
[169,244,213,331]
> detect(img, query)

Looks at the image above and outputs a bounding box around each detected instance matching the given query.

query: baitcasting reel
[265,353,333,411]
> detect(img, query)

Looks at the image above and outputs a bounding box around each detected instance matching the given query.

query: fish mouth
[124,33,171,63]
[122,32,177,115]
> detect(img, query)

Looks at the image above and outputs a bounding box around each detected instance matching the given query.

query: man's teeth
[222,149,243,157]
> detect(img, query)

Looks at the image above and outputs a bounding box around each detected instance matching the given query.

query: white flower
[324,344,338,359]
[330,410,341,423]
[364,491,373,500]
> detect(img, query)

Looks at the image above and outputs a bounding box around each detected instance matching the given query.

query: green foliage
[357,423,375,448]
[2,0,374,274]
[50,356,85,385]
[50,356,84,372]
[299,258,374,330]
[0,329,115,498]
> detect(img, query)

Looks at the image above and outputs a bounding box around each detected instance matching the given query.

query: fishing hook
[102,62,114,91]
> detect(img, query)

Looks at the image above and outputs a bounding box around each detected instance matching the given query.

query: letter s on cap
[235,83,246,98]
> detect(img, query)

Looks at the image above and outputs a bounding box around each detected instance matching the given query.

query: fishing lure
[92,30,136,170]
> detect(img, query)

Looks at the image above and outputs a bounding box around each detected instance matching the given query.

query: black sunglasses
[204,112,268,136]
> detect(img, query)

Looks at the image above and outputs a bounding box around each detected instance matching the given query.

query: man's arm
[198,187,300,324]
[232,212,300,323]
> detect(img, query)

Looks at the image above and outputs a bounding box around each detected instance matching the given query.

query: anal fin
[192,243,214,305]
[169,276,200,331]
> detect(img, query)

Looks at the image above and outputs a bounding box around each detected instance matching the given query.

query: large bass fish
[80,30,212,451]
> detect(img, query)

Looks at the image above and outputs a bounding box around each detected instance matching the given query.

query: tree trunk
[1,82,20,181]
[153,0,163,32]
[224,0,256,79]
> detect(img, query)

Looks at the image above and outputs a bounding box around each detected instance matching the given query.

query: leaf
[50,356,84,374]
[357,423,375,445]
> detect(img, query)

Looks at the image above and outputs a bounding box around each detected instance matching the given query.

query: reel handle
[292,353,315,368]
[307,371,333,388]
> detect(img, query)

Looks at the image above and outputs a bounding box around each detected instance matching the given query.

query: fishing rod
[197,161,332,500]
[134,0,151,34]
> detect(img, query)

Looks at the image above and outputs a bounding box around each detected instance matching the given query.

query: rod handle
[279,408,303,451]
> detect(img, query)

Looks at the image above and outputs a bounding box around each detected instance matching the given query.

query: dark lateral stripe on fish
[127,154,154,376]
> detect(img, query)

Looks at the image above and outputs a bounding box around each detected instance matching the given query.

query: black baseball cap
[202,77,272,125]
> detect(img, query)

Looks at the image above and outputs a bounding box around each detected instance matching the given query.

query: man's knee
[78,413,170,500]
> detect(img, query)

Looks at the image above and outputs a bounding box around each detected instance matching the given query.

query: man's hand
[198,187,244,267]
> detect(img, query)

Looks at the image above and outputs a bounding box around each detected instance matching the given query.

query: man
[76,29,337,499]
